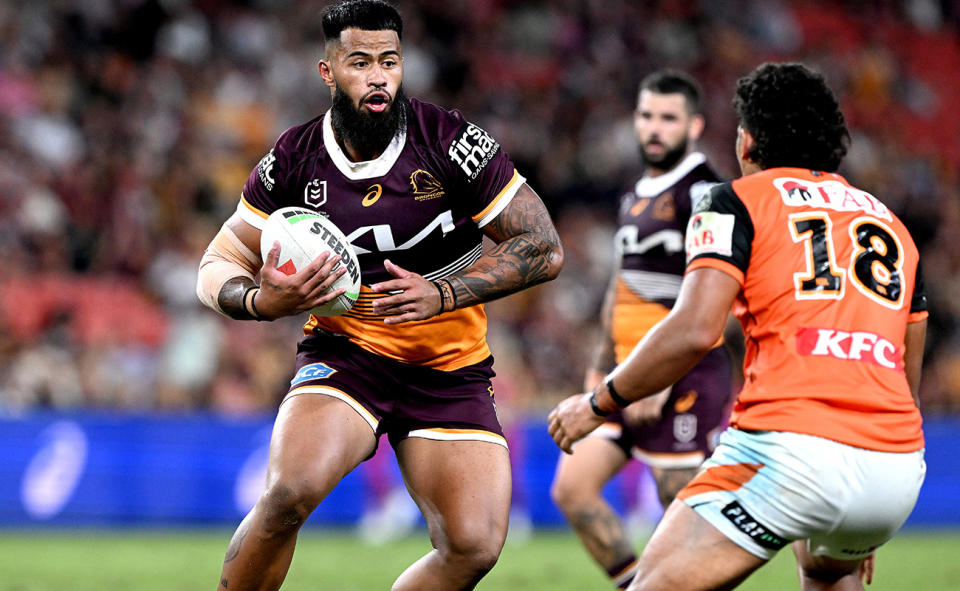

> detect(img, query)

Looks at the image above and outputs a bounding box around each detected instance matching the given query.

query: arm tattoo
[447,186,563,307]
[218,276,259,320]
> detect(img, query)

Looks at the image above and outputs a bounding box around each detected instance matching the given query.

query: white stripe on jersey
[619,269,683,300]
[423,244,483,281]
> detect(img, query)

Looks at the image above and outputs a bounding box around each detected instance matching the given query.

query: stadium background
[1,0,959,552]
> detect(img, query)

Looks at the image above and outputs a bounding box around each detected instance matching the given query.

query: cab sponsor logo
[257,149,277,191]
[448,123,499,181]
[774,177,891,221]
[304,179,327,207]
[410,170,445,201]
[795,327,901,370]
[291,362,337,386]
[685,211,734,262]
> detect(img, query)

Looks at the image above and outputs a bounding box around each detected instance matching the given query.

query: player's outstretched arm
[549,267,739,453]
[454,183,564,306]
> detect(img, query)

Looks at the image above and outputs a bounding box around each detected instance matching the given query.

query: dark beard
[331,85,408,160]
[640,138,688,173]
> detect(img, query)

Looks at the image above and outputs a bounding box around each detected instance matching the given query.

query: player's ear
[318,60,335,88]
[688,113,705,142]
[736,126,755,161]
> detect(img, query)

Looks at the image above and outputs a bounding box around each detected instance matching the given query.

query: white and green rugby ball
[260,207,361,316]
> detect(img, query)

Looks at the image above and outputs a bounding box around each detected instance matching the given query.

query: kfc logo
[796,327,901,370]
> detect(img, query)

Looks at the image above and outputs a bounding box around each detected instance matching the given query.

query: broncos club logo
[410,170,445,202]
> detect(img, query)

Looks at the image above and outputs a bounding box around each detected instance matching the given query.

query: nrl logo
[304,179,327,207]
[410,169,444,201]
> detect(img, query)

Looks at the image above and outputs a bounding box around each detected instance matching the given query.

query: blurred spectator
[0,0,958,415]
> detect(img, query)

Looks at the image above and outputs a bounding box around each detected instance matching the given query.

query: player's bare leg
[392,438,511,591]
[791,540,869,591]
[628,501,766,591]
[650,466,700,509]
[217,395,376,591]
[551,437,637,584]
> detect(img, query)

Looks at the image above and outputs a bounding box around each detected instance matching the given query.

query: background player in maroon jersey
[549,62,925,591]
[196,1,562,589]
[550,70,732,590]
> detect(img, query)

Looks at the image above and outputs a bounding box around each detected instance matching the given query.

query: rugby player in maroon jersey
[196,2,562,589]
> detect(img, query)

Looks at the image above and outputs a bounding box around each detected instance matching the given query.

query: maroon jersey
[611,152,722,362]
[237,99,526,370]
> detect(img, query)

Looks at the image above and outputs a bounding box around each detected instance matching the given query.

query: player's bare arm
[457,183,564,302]
[548,267,739,453]
[585,274,618,391]
[197,213,348,321]
[371,183,563,324]
[904,319,927,407]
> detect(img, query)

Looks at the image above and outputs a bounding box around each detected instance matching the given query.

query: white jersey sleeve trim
[473,171,526,228]
[237,194,268,230]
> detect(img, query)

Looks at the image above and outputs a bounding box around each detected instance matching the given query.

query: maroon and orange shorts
[284,333,506,456]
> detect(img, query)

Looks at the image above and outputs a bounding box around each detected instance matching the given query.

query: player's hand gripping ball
[260,207,361,316]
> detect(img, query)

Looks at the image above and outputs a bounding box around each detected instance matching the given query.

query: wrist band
[588,391,611,417]
[604,375,630,408]
[244,285,264,321]
[441,278,458,310]
[432,280,447,313]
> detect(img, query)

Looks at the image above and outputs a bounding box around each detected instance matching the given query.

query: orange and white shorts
[678,428,925,560]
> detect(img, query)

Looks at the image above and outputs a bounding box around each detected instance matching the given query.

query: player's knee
[798,564,856,585]
[441,521,504,574]
[258,482,321,533]
[447,536,501,575]
[550,475,588,513]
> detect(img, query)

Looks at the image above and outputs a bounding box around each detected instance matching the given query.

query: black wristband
[245,286,265,321]
[432,280,446,313]
[604,376,630,408]
[588,391,612,417]
[441,278,458,310]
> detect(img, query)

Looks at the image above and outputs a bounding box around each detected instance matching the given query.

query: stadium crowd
[1,0,959,416]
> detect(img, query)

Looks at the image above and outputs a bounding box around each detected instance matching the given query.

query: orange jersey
[685,168,927,452]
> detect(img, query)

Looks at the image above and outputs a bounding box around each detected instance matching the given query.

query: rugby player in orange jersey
[195,1,562,589]
[549,62,927,591]
[550,70,732,590]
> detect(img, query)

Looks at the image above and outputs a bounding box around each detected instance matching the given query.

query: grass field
[1,528,958,590]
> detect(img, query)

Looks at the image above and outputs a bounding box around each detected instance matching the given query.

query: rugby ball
[260,207,361,316]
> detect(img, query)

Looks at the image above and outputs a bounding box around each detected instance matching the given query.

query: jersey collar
[322,109,407,180]
[634,152,706,198]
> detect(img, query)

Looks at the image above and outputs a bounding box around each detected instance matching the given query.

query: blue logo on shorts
[291,363,337,386]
